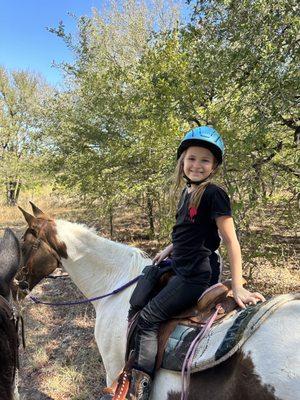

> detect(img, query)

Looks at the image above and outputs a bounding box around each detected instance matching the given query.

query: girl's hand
[152,244,173,265]
[232,285,266,309]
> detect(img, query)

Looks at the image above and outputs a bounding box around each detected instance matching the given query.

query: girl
[102,126,265,400]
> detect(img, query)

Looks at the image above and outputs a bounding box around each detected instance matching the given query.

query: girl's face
[183,146,216,183]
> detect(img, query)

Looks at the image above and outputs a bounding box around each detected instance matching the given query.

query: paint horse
[17,203,300,400]
[0,228,21,400]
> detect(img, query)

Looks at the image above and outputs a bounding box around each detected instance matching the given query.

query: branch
[252,141,283,168]
[0,89,16,118]
[280,116,300,143]
[271,162,300,178]
[188,117,201,126]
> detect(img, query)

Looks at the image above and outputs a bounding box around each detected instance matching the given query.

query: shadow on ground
[20,387,54,400]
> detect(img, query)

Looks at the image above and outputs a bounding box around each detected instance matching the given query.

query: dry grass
[19,277,105,400]
[0,187,85,235]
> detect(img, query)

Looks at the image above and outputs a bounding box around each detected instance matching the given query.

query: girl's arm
[153,243,173,265]
[216,215,265,308]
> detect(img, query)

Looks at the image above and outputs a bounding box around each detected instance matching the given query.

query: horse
[0,228,21,400]
[17,203,300,400]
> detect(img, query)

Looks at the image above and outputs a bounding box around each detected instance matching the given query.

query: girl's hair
[174,149,219,210]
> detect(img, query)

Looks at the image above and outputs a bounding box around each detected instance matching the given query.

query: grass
[0,186,85,233]
[31,348,49,371]
[19,278,105,400]
[42,365,85,399]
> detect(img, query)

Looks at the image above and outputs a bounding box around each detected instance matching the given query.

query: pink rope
[181,304,221,400]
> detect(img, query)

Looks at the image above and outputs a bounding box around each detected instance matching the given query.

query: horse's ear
[29,202,49,219]
[18,206,36,226]
[0,228,21,287]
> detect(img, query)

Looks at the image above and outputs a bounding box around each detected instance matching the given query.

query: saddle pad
[161,293,299,373]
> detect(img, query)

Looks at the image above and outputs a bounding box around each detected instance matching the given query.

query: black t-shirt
[171,183,232,281]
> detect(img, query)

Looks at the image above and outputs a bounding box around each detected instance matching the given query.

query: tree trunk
[5,180,21,206]
[109,207,114,239]
[250,165,261,202]
[146,191,155,238]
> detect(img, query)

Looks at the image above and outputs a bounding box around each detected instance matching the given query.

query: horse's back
[151,298,300,400]
[242,299,300,400]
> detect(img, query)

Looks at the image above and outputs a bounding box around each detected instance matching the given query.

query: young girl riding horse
[101,126,265,400]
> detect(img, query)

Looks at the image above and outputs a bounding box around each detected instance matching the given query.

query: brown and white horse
[17,203,300,400]
[0,228,21,400]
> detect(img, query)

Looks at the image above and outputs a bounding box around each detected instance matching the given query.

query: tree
[43,0,183,236]
[0,67,50,205]
[42,0,298,263]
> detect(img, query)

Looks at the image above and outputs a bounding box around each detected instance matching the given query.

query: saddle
[127,277,244,369]
[155,278,242,369]
[162,292,300,373]
[104,291,299,399]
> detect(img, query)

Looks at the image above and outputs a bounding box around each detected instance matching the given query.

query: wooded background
[1,0,299,276]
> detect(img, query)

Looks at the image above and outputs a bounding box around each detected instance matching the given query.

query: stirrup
[101,369,130,400]
[112,370,131,400]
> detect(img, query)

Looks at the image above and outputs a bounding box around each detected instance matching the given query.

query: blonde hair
[174,149,219,210]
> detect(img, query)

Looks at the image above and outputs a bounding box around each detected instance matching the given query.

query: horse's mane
[55,220,151,274]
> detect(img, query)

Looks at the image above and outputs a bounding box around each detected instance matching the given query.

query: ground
[18,276,103,400]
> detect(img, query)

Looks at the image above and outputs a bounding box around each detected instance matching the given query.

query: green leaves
[0,67,51,203]
[39,0,298,246]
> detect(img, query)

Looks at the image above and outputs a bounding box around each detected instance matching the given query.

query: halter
[17,228,62,294]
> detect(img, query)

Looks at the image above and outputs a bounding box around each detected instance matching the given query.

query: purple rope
[181,305,220,400]
[28,275,141,306]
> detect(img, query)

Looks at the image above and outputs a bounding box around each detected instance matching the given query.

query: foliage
[40,0,298,267]
[42,1,183,237]
[0,67,52,204]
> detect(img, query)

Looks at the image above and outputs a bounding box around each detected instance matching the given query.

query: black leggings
[133,273,210,376]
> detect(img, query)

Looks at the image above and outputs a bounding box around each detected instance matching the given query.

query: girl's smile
[183,146,215,185]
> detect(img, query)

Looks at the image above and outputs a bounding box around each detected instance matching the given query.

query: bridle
[16,227,62,294]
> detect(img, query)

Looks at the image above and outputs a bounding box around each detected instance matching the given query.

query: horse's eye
[19,281,29,290]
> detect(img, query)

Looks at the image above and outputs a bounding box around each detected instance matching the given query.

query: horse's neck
[55,220,150,300]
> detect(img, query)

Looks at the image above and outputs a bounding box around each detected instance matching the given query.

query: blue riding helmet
[177,126,225,164]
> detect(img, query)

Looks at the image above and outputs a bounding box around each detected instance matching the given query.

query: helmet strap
[183,174,209,187]
[183,166,218,188]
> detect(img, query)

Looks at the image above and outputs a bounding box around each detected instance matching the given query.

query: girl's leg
[133,273,210,376]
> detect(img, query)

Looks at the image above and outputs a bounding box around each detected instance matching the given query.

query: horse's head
[17,202,68,295]
[0,228,21,300]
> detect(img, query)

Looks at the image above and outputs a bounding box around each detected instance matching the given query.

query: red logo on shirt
[189,206,197,222]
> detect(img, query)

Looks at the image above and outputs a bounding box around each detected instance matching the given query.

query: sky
[0,0,105,87]
[0,1,191,89]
